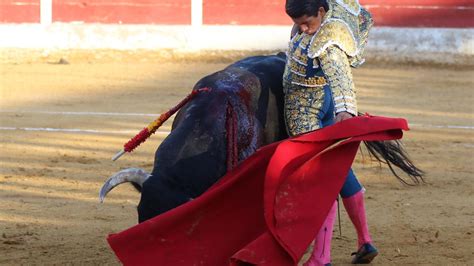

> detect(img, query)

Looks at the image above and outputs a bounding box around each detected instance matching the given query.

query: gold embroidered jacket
[283,0,373,135]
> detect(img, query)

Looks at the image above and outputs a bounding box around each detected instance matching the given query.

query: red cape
[107,115,408,265]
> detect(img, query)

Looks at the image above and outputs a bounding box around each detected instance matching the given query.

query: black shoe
[351,243,378,264]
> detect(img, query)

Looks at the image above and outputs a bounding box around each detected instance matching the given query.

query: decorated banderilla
[112,87,211,161]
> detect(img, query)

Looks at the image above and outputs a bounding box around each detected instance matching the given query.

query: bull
[100,54,289,222]
[100,54,423,223]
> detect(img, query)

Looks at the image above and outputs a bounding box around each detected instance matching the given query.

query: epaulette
[308,0,373,67]
[308,19,358,58]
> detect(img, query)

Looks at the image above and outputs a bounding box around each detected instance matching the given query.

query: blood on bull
[100,54,290,222]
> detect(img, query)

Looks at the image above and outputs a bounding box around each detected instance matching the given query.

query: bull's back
[230,54,288,143]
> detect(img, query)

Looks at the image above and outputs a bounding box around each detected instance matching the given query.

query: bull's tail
[363,139,424,185]
[99,168,151,203]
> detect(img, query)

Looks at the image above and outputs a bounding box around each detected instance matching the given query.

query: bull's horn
[99,168,151,203]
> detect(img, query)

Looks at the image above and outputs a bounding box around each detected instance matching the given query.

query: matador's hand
[335,112,354,123]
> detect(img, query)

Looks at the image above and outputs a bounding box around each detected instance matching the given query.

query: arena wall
[1,0,473,64]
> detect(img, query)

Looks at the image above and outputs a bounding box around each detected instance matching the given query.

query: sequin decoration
[284,86,327,136]
[349,8,373,67]
[335,0,361,16]
[283,33,327,91]
[308,0,373,65]
[319,46,357,116]
[308,21,357,58]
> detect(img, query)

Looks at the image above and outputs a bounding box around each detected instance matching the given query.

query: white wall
[1,24,473,65]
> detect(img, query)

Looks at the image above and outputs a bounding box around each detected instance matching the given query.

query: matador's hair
[285,0,329,18]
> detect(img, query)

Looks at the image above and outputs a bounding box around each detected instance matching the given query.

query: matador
[283,0,377,264]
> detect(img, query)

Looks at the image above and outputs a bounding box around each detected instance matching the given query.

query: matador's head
[286,0,329,35]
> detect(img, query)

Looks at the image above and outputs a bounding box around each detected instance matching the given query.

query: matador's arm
[319,46,358,116]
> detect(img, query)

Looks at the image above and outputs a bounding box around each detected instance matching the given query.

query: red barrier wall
[52,0,191,24]
[0,0,40,23]
[203,0,290,25]
[202,0,474,27]
[0,0,473,27]
[362,0,474,28]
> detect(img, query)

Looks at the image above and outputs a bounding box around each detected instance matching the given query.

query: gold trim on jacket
[308,0,373,68]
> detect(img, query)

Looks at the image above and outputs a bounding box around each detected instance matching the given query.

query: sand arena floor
[1,50,473,265]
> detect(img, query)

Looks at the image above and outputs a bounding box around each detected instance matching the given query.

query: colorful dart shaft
[112,87,211,161]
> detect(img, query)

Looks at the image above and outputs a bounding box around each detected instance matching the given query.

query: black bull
[100,54,423,223]
[101,54,290,222]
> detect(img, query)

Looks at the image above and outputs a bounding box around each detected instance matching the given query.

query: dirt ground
[1,50,473,265]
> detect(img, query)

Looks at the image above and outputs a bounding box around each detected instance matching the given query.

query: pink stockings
[305,190,372,265]
[342,190,372,249]
[304,201,337,266]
